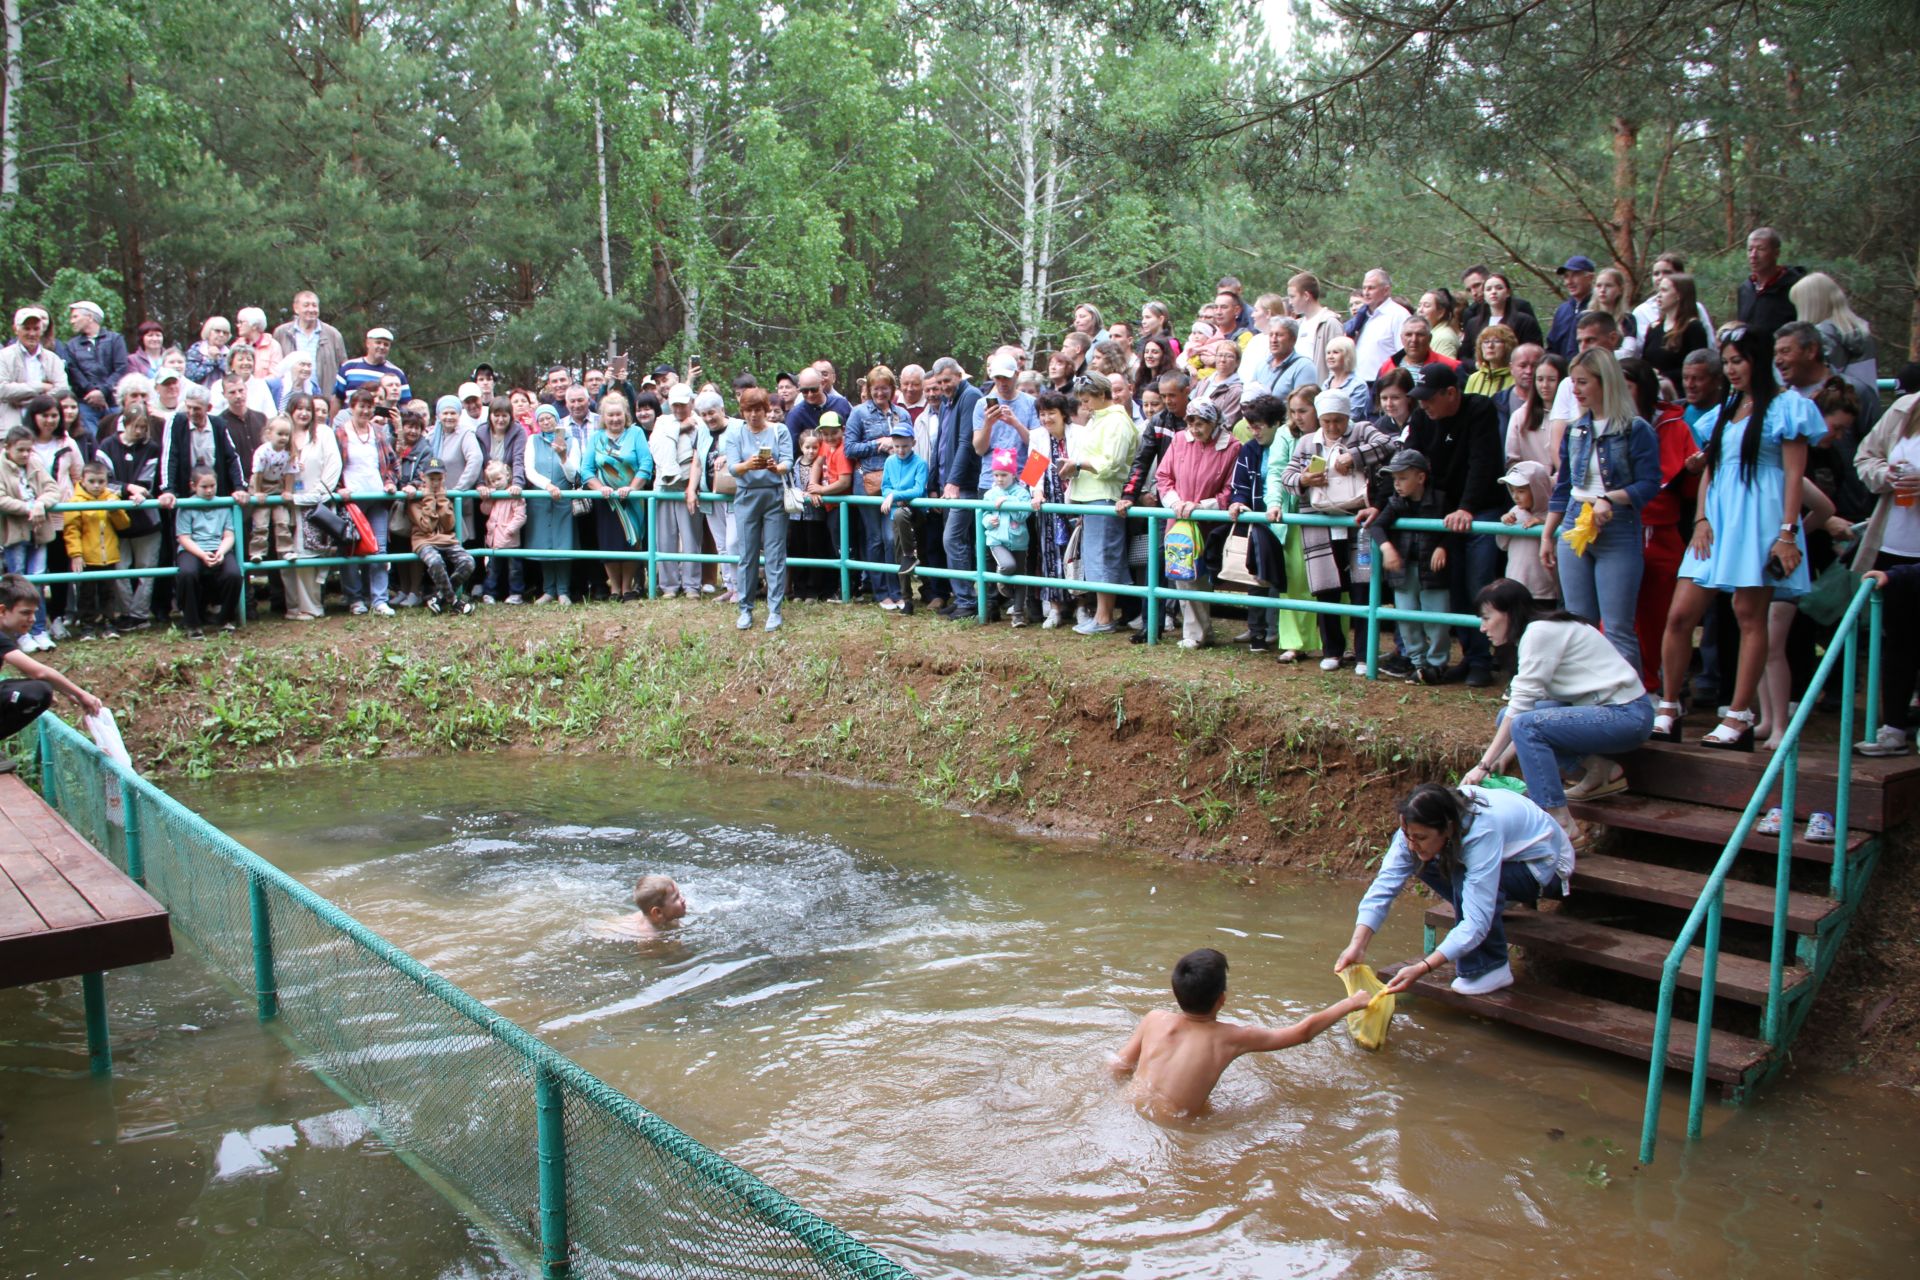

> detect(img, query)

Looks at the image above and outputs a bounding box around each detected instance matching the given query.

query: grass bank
[49,597,1487,872]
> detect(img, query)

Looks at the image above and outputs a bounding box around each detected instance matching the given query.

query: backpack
[1163,518,1201,582]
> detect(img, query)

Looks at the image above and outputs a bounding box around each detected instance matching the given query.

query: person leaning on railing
[1281,389,1395,672]
[1155,399,1240,649]
[1060,371,1139,636]
[724,387,791,632]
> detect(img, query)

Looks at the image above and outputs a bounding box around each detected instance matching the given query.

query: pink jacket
[1155,430,1241,512]
[481,495,526,548]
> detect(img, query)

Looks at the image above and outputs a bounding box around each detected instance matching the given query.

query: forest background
[2,0,1913,388]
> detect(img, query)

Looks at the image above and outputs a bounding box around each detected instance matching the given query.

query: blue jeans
[944,507,976,610]
[340,504,390,608]
[1500,694,1655,809]
[1417,857,1560,980]
[2,542,49,637]
[859,499,897,602]
[1394,584,1452,669]
[1556,508,1645,673]
[1453,506,1505,672]
[733,486,787,611]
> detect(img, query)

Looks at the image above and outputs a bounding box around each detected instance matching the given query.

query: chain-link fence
[35,714,910,1280]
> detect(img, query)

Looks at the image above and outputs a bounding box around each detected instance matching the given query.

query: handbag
[782,482,805,516]
[1218,529,1259,587]
[711,452,738,497]
[1308,451,1370,512]
[303,501,354,554]
[862,468,884,497]
[344,502,378,557]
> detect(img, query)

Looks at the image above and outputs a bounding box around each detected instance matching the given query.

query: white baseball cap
[458,381,484,402]
[366,326,395,342]
[13,306,48,327]
[667,384,693,406]
[987,352,1019,380]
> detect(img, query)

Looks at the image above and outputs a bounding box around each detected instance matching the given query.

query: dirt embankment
[49,599,1485,871]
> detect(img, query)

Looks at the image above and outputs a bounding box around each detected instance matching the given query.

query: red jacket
[1639,402,1699,529]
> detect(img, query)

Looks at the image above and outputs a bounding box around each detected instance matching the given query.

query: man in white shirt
[1288,272,1345,382]
[1352,269,1412,378]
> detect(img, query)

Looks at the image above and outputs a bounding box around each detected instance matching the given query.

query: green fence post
[1833,619,1857,900]
[37,717,57,808]
[1686,891,1723,1140]
[1364,539,1382,682]
[973,506,988,622]
[1764,754,1796,1048]
[836,500,851,602]
[643,492,659,598]
[249,874,278,1021]
[1145,511,1162,645]
[229,498,250,626]
[121,777,144,886]
[536,1063,571,1278]
[82,971,111,1076]
[1864,588,1883,743]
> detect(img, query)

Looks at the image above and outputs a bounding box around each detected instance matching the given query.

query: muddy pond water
[8,755,1915,1277]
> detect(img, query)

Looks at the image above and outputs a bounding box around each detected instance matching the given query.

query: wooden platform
[0,772,171,990]
[1619,739,1920,832]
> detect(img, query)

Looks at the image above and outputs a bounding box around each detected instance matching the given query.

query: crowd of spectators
[2,230,1916,757]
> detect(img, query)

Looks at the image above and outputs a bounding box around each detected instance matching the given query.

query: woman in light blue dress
[1652,326,1817,750]
[523,404,579,604]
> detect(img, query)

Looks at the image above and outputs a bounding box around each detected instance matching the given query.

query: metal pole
[121,776,144,886]
[229,498,249,625]
[1639,976,1677,1164]
[836,499,851,602]
[82,972,111,1076]
[1145,511,1162,646]
[643,492,658,598]
[1687,893,1723,1140]
[1364,541,1382,682]
[1833,621,1856,900]
[37,717,55,805]
[973,507,988,623]
[1864,588,1883,743]
[536,1063,571,1278]
[1765,754,1796,1047]
[249,874,278,1021]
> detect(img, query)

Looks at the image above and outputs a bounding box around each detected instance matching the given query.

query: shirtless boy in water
[1111,948,1372,1116]
[595,874,688,940]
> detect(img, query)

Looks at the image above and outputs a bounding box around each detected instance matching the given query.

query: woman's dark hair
[1521,353,1568,433]
[489,395,514,419]
[1706,325,1778,485]
[1425,287,1458,329]
[1617,357,1660,421]
[633,391,662,416]
[1034,389,1076,419]
[1376,368,1416,398]
[23,394,59,436]
[1813,374,1859,424]
[134,320,164,342]
[1474,578,1587,641]
[1240,393,1287,427]
[1396,783,1487,876]
[1140,334,1174,374]
[1483,273,1515,315]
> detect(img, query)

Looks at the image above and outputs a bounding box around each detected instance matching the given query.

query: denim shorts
[1077,509,1128,586]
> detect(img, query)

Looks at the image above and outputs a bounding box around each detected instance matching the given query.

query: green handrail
[1638,575,1879,1164]
[36,488,1534,677]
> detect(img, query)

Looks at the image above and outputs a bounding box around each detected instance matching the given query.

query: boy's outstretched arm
[3,649,103,716]
[1231,991,1373,1056]
[1108,1017,1147,1075]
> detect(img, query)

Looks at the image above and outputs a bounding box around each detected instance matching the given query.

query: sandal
[1651,700,1684,742]
[1563,818,1604,852]
[1565,759,1628,801]
[1701,707,1756,752]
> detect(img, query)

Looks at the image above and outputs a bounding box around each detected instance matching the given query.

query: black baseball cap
[1407,364,1459,401]
[472,363,495,377]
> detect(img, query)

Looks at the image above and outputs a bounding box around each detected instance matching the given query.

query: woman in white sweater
[1461,578,1654,845]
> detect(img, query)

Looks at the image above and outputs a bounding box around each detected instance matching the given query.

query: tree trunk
[1609,115,1638,283]
[1015,26,1039,349]
[122,218,147,325]
[594,100,617,361]
[2,0,21,205]
[680,0,710,358]
[1033,37,1064,342]
[1909,232,1920,362]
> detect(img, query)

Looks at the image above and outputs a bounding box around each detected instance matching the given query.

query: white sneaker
[38,632,56,651]
[1177,638,1202,649]
[534,594,554,605]
[505,594,524,605]
[1353,663,1369,677]
[1128,615,1146,632]
[1450,963,1515,996]
[349,601,368,616]
[371,602,395,618]
[1319,656,1341,672]
[557,594,573,607]
[1041,610,1060,630]
[20,633,42,653]
[1857,725,1911,757]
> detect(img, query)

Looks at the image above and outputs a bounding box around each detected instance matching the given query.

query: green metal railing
[33,714,910,1280]
[1637,576,1882,1164]
[36,487,1534,676]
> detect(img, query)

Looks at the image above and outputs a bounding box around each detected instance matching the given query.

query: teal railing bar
[1764,749,1797,1049]
[1687,892,1723,1140]
[1834,618,1858,900]
[249,872,278,1022]
[536,1063,571,1279]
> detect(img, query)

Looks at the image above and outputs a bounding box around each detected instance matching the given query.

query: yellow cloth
[1339,964,1396,1051]
[1563,501,1599,557]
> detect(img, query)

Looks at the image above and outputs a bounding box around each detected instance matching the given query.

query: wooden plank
[0,845,98,930]
[38,836,160,920]
[0,862,44,936]
[1618,740,1916,832]
[1385,970,1771,1083]
[1,915,174,989]
[1568,793,1869,866]
[1571,854,1838,934]
[1424,903,1809,1006]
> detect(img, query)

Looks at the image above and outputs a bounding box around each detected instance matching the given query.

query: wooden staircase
[1391,740,1911,1099]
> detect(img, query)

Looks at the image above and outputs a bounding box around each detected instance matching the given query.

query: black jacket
[1408,393,1504,517]
[1737,266,1806,339]
[158,413,246,497]
[95,431,163,537]
[1460,299,1543,358]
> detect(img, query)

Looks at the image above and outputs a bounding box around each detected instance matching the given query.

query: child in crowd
[1362,448,1456,685]
[405,458,476,615]
[478,459,527,604]
[174,466,241,638]
[389,408,430,606]
[784,428,833,600]
[0,427,62,651]
[248,416,295,563]
[0,573,102,769]
[982,447,1033,625]
[62,458,130,639]
[595,874,689,940]
[878,423,926,614]
[1110,947,1372,1119]
[807,412,853,598]
[1496,461,1557,606]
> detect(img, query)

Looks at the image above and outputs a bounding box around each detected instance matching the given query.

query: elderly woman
[1338,782,1576,998]
[184,316,232,389]
[269,350,317,410]
[1060,371,1139,635]
[1262,385,1331,661]
[583,391,652,601]
[1464,324,1518,398]
[1195,340,1243,427]
[224,343,278,418]
[1282,389,1395,671]
[1155,399,1242,648]
[648,389,710,599]
[1321,335,1371,424]
[524,403,579,605]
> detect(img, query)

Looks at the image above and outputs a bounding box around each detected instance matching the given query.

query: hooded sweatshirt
[1496,459,1556,601]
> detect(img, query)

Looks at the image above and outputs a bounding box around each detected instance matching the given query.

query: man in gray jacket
[0,306,71,432]
[272,290,347,412]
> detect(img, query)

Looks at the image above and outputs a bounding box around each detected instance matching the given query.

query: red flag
[1020,449,1049,489]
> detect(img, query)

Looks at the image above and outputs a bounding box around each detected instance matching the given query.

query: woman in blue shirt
[1337,783,1575,997]
[723,387,793,631]
[583,393,652,601]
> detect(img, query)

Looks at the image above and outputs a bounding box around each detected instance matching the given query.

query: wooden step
[1569,793,1871,865]
[1424,903,1810,1006]
[1385,969,1771,1084]
[1619,740,1920,832]
[1571,854,1839,934]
